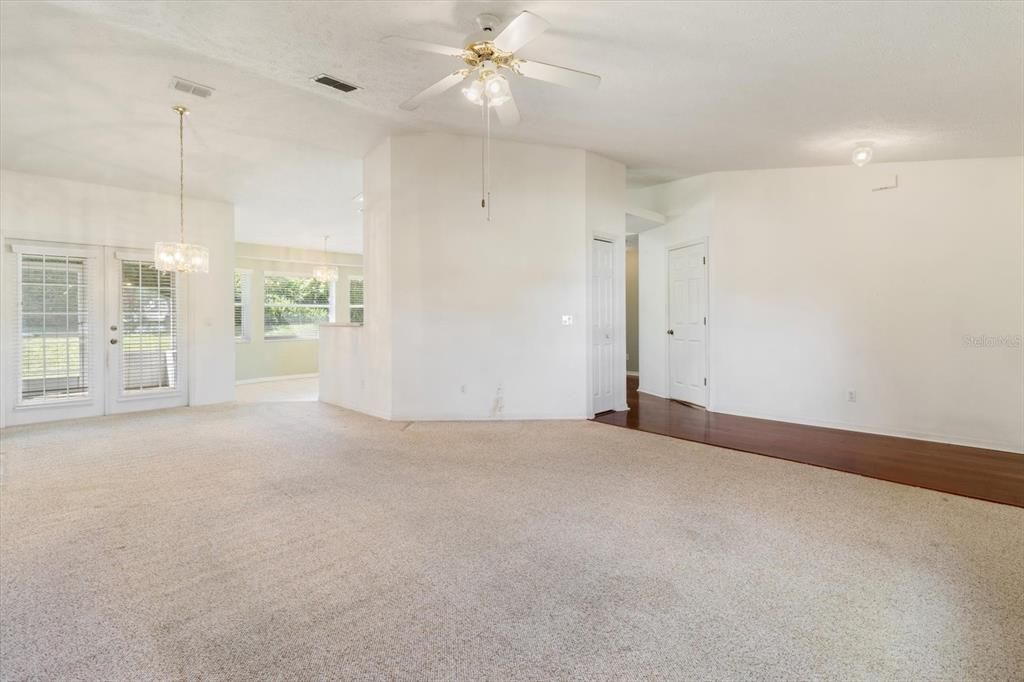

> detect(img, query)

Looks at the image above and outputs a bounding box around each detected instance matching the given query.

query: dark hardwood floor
[593,376,1024,507]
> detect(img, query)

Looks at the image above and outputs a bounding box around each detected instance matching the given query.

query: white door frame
[665,237,710,408]
[3,240,106,426]
[591,237,616,414]
[105,247,189,415]
[587,231,627,417]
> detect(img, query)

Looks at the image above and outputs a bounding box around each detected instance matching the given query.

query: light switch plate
[561,315,573,326]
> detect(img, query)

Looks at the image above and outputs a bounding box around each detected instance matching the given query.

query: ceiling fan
[384,11,601,125]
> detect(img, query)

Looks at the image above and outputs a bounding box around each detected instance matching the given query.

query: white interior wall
[388,134,590,420]
[320,139,393,418]
[321,134,626,421]
[636,157,1024,452]
[0,169,236,426]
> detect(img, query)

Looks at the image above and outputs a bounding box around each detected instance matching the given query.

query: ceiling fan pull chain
[486,101,492,222]
[480,98,486,210]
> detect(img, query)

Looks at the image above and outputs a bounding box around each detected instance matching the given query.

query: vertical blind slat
[234,270,251,340]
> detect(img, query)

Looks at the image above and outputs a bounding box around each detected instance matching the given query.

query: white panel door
[668,243,707,405]
[105,249,188,415]
[592,238,615,414]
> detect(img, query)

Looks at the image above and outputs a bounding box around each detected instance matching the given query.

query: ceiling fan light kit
[385,11,601,219]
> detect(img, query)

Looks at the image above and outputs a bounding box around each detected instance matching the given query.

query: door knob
[667,329,675,335]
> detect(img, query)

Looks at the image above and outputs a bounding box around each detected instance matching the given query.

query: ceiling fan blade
[493,95,520,126]
[381,35,466,57]
[492,11,550,53]
[516,60,601,89]
[399,71,468,110]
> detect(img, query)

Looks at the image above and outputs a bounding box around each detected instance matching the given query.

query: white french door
[668,242,708,406]
[4,242,106,425]
[3,241,187,426]
[105,249,187,415]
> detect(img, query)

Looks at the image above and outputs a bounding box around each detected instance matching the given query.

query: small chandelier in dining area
[312,235,339,284]
[155,105,209,273]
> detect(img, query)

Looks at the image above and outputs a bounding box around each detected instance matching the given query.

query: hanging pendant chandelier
[155,106,209,273]
[312,235,339,283]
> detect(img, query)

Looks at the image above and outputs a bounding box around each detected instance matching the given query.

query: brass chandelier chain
[173,105,187,243]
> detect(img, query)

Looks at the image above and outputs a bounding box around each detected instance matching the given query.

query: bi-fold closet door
[4,241,188,427]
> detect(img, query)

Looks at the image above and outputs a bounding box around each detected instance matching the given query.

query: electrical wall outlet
[561,315,573,326]
[847,390,857,403]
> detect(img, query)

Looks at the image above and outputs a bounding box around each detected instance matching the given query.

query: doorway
[4,241,188,426]
[667,241,708,406]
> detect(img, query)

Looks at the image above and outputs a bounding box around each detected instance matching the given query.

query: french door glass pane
[19,254,90,402]
[120,260,177,392]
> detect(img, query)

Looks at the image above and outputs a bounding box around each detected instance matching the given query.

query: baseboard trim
[236,373,318,385]
[319,399,393,421]
[388,413,589,422]
[714,406,1024,454]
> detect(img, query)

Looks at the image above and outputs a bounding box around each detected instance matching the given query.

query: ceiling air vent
[312,74,360,93]
[169,77,214,99]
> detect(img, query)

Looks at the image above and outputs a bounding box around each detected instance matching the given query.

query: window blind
[234,270,251,340]
[17,252,92,403]
[349,276,364,324]
[264,274,332,340]
[120,260,178,392]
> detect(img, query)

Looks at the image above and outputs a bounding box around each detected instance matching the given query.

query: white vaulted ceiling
[1,1,396,252]
[2,1,1022,250]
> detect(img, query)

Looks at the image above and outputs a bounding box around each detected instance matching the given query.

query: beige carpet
[1,402,1022,681]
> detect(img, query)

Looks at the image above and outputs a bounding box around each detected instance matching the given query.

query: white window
[119,260,178,392]
[233,270,251,341]
[17,252,92,403]
[349,276,364,324]
[263,274,333,340]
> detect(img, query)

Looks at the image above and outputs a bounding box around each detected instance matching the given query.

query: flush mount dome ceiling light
[852,144,874,167]
[154,106,209,274]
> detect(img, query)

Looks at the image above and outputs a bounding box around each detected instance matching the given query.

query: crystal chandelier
[312,235,338,283]
[155,106,209,273]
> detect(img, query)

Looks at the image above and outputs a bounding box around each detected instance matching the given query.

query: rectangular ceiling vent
[312,74,360,93]
[169,77,215,99]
